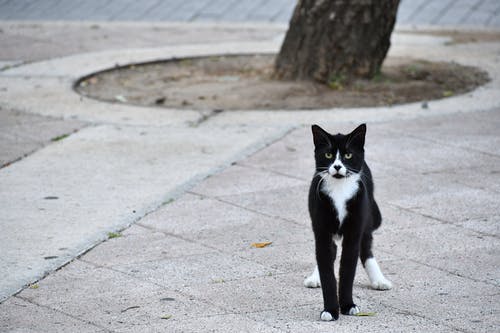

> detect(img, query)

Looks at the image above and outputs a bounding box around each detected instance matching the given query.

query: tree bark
[274,0,400,83]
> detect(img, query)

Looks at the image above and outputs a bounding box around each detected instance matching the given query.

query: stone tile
[454,312,500,333]
[247,301,460,333]
[190,164,306,197]
[0,107,85,167]
[378,207,491,254]
[80,225,212,267]
[457,215,500,236]
[112,252,278,290]
[240,125,314,180]
[392,184,499,222]
[449,167,500,194]
[187,214,311,254]
[375,168,448,203]
[18,260,218,330]
[427,246,500,287]
[377,204,437,232]
[184,273,320,314]
[376,214,499,286]
[367,131,491,174]
[0,296,105,333]
[382,110,500,157]
[151,313,282,333]
[381,260,499,323]
[216,184,311,226]
[139,193,273,236]
[236,240,315,275]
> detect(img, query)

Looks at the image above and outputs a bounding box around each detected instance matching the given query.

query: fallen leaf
[29,284,39,289]
[251,241,272,248]
[442,90,454,97]
[107,232,122,239]
[355,312,376,317]
[161,314,172,320]
[114,95,128,102]
[121,305,140,313]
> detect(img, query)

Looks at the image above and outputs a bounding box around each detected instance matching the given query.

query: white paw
[304,274,321,288]
[320,311,334,321]
[371,278,393,290]
[365,258,392,291]
[304,266,321,288]
[348,306,360,315]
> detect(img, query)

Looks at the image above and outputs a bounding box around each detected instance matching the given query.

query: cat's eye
[325,152,333,159]
[344,153,353,159]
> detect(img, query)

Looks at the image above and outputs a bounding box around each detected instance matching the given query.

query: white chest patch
[321,174,360,226]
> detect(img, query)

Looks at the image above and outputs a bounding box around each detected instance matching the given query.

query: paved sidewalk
[1,0,500,27]
[1,110,499,332]
[0,1,500,332]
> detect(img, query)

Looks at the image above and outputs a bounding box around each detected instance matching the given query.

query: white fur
[348,306,360,315]
[364,258,392,290]
[304,265,321,288]
[321,173,360,226]
[320,311,333,321]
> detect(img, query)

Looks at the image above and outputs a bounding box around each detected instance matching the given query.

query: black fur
[309,124,382,320]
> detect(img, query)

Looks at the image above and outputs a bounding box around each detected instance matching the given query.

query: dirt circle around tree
[76,54,489,111]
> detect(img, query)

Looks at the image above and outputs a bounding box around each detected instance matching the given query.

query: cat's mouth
[332,174,345,179]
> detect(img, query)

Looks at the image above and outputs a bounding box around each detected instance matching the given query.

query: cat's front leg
[315,233,339,321]
[339,236,361,315]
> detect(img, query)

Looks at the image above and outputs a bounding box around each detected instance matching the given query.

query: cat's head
[311,124,366,179]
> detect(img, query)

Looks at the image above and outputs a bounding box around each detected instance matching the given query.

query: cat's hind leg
[360,233,392,290]
[304,265,321,288]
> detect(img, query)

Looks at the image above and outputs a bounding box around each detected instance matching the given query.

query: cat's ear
[347,124,366,150]
[311,125,331,148]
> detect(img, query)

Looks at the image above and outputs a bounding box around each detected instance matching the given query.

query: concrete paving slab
[376,215,499,285]
[151,313,282,333]
[183,213,311,254]
[184,272,319,314]
[457,216,500,237]
[392,183,499,223]
[190,164,306,197]
[0,122,291,301]
[0,107,86,167]
[238,126,315,180]
[111,251,279,290]
[367,131,496,174]
[0,296,106,333]
[379,109,500,157]
[1,13,500,333]
[0,21,285,62]
[381,260,499,331]
[236,240,315,275]
[214,185,311,226]
[138,193,275,236]
[246,302,460,333]
[80,226,213,268]
[17,260,222,332]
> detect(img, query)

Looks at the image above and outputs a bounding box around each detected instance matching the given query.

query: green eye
[344,153,352,159]
[325,152,333,159]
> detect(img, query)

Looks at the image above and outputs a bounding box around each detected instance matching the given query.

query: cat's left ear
[347,124,366,151]
[311,124,331,148]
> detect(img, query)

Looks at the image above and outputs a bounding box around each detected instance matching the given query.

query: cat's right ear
[311,125,330,148]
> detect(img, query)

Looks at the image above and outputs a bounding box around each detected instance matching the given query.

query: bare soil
[76,54,489,110]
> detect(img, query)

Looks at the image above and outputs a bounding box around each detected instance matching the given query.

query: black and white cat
[305,124,392,321]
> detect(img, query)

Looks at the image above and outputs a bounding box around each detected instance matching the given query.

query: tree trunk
[274,0,400,84]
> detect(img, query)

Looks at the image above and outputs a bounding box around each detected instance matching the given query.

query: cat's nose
[333,165,341,171]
